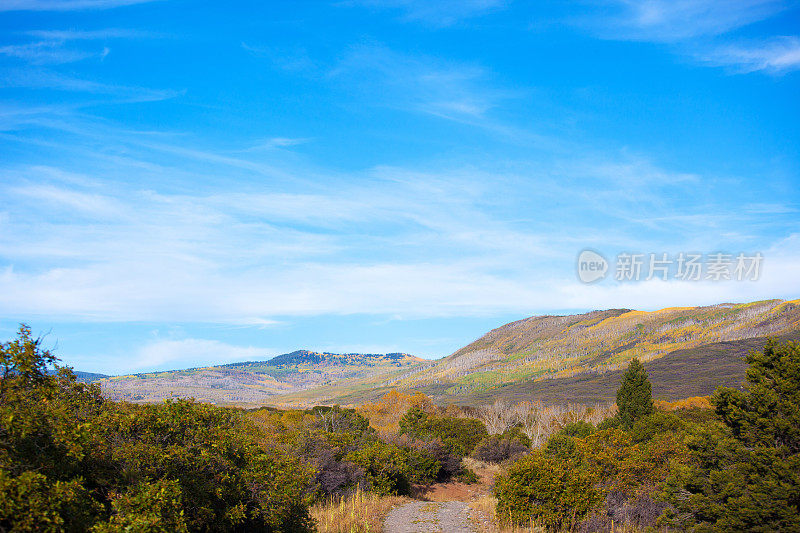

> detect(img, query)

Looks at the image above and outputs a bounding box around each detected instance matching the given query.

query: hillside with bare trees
[94,300,800,407]
[272,299,800,407]
[98,350,427,406]
[386,299,800,392]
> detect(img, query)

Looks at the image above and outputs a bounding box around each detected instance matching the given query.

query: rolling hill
[96,299,800,407]
[390,299,800,390]
[271,299,800,406]
[98,350,427,406]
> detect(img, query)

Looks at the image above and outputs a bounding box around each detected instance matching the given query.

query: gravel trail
[383,500,477,533]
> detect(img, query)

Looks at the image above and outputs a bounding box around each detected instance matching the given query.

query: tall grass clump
[311,486,407,533]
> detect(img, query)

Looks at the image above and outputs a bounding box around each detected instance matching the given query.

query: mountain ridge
[272,299,800,406]
[96,298,800,407]
[222,350,424,369]
[98,349,428,405]
[391,299,800,391]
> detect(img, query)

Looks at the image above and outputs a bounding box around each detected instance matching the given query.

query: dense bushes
[252,400,479,497]
[494,341,800,532]
[345,441,412,496]
[495,451,601,529]
[91,479,187,533]
[8,323,796,532]
[494,358,689,531]
[397,406,484,482]
[0,470,100,532]
[399,406,488,457]
[0,325,315,532]
[471,434,528,463]
[495,421,687,530]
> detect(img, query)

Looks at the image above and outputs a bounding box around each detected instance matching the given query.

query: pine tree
[714,338,800,453]
[661,339,800,531]
[616,358,654,428]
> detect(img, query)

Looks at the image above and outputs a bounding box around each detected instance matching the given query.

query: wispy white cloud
[0,101,795,325]
[0,0,159,11]
[335,44,497,119]
[580,0,799,75]
[745,202,798,214]
[342,0,508,27]
[0,67,181,100]
[0,143,795,324]
[243,137,313,151]
[699,36,800,73]
[24,28,155,40]
[0,41,101,65]
[8,27,159,64]
[1,25,168,101]
[587,0,785,42]
[131,338,275,371]
[331,44,533,139]
[8,183,125,219]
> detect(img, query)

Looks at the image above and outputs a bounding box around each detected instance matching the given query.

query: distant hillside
[271,299,800,407]
[426,334,800,405]
[49,368,109,383]
[74,370,109,383]
[221,350,421,369]
[387,299,800,393]
[98,350,426,406]
[98,299,800,408]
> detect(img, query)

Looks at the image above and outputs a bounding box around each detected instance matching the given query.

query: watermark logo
[577,250,763,283]
[577,249,609,283]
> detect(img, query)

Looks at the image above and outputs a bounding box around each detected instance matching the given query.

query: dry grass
[472,495,557,533]
[311,487,408,533]
[469,495,660,533]
[469,494,550,533]
[463,457,503,484]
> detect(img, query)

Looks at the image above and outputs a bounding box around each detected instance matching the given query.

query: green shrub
[311,406,374,438]
[0,470,100,532]
[91,479,187,533]
[543,433,581,462]
[558,421,595,439]
[98,399,315,531]
[0,325,316,532]
[455,466,479,484]
[472,435,528,463]
[399,407,488,457]
[345,441,411,496]
[494,451,601,530]
[596,415,622,431]
[500,426,532,447]
[630,410,685,443]
[407,437,466,483]
[405,446,441,484]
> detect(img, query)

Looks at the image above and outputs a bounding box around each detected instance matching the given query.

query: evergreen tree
[616,358,654,428]
[661,339,800,531]
[714,338,800,453]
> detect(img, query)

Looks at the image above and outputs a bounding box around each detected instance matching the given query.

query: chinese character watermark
[576,250,763,283]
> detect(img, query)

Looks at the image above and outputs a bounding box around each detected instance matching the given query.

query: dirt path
[383,500,477,533]
[383,460,499,533]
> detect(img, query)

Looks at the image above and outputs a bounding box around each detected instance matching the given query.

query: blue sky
[1,0,799,374]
